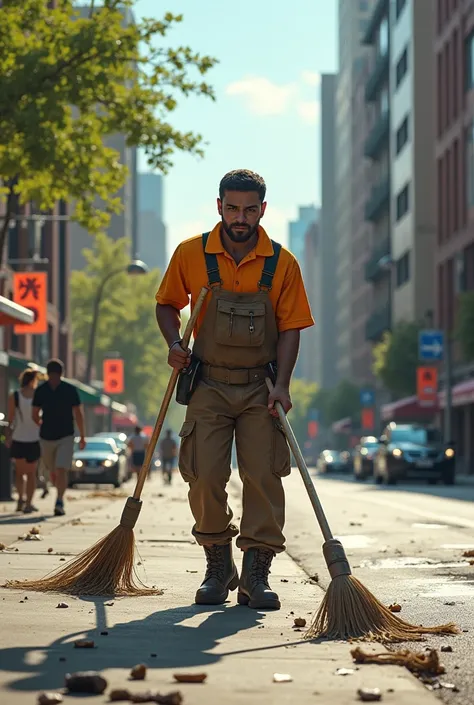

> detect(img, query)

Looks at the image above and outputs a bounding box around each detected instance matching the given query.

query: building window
[466,33,474,90]
[396,252,410,287]
[466,123,474,207]
[379,86,389,114]
[396,183,410,220]
[396,115,409,154]
[378,17,389,57]
[396,47,408,88]
[396,0,407,20]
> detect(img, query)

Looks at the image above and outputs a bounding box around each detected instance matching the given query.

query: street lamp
[85,259,149,385]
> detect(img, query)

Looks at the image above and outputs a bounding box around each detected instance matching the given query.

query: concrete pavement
[0,472,443,704]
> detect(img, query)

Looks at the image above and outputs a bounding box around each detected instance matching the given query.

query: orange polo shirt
[155,223,314,336]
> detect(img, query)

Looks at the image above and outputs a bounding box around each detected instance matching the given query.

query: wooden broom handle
[132,286,209,500]
[266,377,334,542]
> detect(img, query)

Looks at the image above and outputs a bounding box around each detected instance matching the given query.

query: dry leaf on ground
[293,617,307,628]
[462,549,474,558]
[389,603,402,613]
[73,639,95,649]
[130,664,147,680]
[351,647,445,676]
[37,693,64,705]
[29,526,41,535]
[173,673,207,683]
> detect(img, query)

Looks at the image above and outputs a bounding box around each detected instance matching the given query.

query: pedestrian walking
[127,425,149,474]
[159,429,177,484]
[5,368,41,513]
[32,359,86,516]
[155,169,314,610]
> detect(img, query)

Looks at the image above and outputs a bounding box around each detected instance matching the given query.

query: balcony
[365,176,390,223]
[365,303,391,343]
[364,237,391,283]
[363,0,390,46]
[364,111,390,160]
[365,53,389,102]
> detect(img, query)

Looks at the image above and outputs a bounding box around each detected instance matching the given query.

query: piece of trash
[59,558,66,561]
[109,689,131,701]
[281,578,289,583]
[273,673,293,683]
[150,654,157,658]
[309,574,319,582]
[441,645,453,653]
[130,664,147,680]
[29,526,41,535]
[65,671,107,694]
[186,570,198,574]
[357,688,382,702]
[100,631,109,636]
[335,668,355,676]
[389,603,402,613]
[48,548,53,553]
[444,601,456,606]
[440,682,459,692]
[38,693,64,705]
[293,618,306,628]
[56,602,68,609]
[105,602,114,606]
[350,522,362,527]
[173,673,207,683]
[74,639,95,649]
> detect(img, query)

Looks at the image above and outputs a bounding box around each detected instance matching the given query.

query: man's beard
[221,217,259,243]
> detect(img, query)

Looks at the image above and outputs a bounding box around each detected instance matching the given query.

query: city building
[317,73,339,390]
[70,5,138,270]
[137,172,167,273]
[335,0,375,380]
[361,0,392,347]
[300,217,320,383]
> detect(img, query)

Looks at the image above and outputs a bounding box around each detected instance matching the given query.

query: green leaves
[0,1,217,265]
[70,233,170,420]
[372,321,420,399]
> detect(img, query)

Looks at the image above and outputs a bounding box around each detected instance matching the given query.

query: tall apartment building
[137,172,167,273]
[300,217,320,383]
[317,74,338,390]
[335,0,374,380]
[361,0,392,345]
[70,5,138,270]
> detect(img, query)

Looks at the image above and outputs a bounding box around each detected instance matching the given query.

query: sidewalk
[0,474,439,704]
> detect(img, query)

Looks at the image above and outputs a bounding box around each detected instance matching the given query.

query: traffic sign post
[360,388,375,407]
[418,330,444,361]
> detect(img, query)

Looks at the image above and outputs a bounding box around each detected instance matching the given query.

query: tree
[70,233,171,420]
[372,321,420,399]
[289,378,319,446]
[0,1,216,267]
[456,291,474,360]
[325,380,360,424]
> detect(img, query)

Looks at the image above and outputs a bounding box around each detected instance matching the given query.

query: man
[32,358,86,516]
[155,169,314,610]
[127,425,149,474]
[159,429,177,484]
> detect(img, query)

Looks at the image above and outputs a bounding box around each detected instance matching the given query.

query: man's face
[218,190,266,243]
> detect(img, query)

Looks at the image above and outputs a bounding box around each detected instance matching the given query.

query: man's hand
[268,384,292,418]
[168,341,191,370]
[79,437,86,451]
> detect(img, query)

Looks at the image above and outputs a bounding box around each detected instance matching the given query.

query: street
[0,470,472,704]
[281,469,474,705]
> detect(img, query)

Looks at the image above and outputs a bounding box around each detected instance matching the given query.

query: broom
[4,287,209,597]
[266,378,459,643]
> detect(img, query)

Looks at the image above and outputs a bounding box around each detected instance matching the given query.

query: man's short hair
[46,358,64,376]
[219,169,266,202]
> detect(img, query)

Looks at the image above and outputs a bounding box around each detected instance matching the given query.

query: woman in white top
[6,369,41,513]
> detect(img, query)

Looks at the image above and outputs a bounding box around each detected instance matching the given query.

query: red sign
[417,366,438,407]
[361,408,375,431]
[13,272,48,334]
[308,420,319,438]
[103,358,124,395]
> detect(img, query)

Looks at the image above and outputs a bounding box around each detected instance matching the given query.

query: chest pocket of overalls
[215,300,266,347]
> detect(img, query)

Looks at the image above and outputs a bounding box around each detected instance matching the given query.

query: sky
[135,0,338,255]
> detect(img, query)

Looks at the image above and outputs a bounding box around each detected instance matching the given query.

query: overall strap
[258,240,282,291]
[202,232,221,287]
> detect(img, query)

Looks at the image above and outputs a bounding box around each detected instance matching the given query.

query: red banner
[13,272,48,334]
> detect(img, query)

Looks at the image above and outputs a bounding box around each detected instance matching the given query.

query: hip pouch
[176,355,202,406]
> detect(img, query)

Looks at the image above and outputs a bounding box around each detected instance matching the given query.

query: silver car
[69,437,129,488]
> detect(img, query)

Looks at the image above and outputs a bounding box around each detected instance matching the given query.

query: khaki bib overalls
[178,232,291,554]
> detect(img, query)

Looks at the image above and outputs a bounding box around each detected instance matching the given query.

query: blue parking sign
[360,388,375,407]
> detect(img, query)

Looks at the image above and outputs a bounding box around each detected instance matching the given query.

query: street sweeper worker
[155,169,314,610]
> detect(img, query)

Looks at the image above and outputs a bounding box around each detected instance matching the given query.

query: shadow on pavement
[0,513,49,526]
[0,596,312,693]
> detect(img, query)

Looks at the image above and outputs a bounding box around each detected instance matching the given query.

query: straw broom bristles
[305,573,459,643]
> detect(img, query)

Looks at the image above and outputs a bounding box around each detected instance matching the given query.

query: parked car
[94,432,131,479]
[353,436,381,481]
[69,437,129,488]
[373,423,456,486]
[317,449,352,474]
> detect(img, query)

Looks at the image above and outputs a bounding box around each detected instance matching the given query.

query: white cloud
[301,70,321,87]
[225,76,296,116]
[297,101,320,125]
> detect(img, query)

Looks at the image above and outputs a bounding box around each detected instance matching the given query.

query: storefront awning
[0,296,34,326]
[381,395,439,421]
[439,379,474,408]
[331,416,352,434]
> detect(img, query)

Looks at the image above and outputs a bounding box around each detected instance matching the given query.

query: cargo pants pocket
[178,420,197,482]
[272,420,291,478]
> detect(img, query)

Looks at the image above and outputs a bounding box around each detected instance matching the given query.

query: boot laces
[204,545,225,582]
[250,549,273,587]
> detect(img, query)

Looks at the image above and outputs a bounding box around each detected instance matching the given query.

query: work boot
[194,543,239,605]
[238,548,281,610]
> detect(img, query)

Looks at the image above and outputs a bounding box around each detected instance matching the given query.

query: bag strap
[258,240,282,291]
[202,232,221,287]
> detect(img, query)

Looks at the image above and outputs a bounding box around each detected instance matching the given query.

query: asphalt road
[283,469,474,705]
